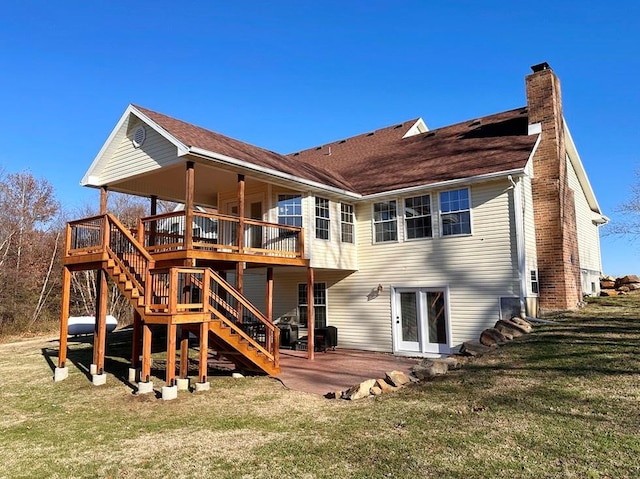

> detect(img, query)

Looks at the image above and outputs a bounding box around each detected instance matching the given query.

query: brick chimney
[526,63,582,313]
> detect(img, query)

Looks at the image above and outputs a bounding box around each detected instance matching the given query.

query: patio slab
[275,349,422,396]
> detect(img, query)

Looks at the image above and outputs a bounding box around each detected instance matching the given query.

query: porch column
[149,195,157,247]
[185,161,195,251]
[237,174,245,254]
[92,269,108,382]
[266,267,274,322]
[266,267,274,351]
[307,266,315,360]
[99,186,108,215]
[55,266,71,380]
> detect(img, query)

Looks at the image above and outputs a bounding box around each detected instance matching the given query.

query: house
[55,63,606,396]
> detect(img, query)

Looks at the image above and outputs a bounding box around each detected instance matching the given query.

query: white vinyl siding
[325,180,519,351]
[566,155,603,295]
[100,119,181,184]
[242,180,519,352]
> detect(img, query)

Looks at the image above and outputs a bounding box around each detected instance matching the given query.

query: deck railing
[139,211,303,259]
[147,266,280,366]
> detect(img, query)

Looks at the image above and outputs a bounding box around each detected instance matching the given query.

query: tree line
[0,169,155,336]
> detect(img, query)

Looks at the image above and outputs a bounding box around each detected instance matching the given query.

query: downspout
[508,175,527,318]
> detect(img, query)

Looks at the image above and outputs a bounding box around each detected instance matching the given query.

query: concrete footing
[137,381,154,395]
[195,381,210,392]
[176,378,190,391]
[53,367,68,382]
[89,364,98,375]
[161,385,178,401]
[128,368,138,383]
[92,373,107,386]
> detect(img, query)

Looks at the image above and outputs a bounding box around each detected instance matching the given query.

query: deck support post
[166,323,177,386]
[93,269,108,379]
[237,174,245,254]
[179,329,189,379]
[138,323,153,393]
[55,266,71,380]
[131,312,142,368]
[184,161,195,251]
[307,266,315,360]
[196,321,209,390]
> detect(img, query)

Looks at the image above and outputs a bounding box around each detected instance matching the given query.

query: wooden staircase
[66,213,280,376]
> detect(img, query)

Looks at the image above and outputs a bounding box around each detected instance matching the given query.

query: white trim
[372,198,400,244]
[391,286,452,357]
[438,186,473,237]
[528,122,542,135]
[509,175,527,315]
[402,192,434,241]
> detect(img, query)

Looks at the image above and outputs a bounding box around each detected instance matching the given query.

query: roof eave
[187,146,362,199]
[361,167,528,200]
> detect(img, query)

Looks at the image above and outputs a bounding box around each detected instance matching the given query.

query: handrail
[106,214,154,263]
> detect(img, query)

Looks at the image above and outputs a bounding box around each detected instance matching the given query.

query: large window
[315,197,330,240]
[298,283,327,328]
[340,203,354,243]
[405,195,432,239]
[440,188,471,236]
[373,200,398,242]
[278,194,302,227]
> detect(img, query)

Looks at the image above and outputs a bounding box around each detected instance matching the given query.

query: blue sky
[0,1,638,276]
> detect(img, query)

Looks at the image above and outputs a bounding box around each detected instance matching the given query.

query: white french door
[393,288,450,355]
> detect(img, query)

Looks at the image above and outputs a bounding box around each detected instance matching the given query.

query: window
[440,188,471,236]
[315,197,330,240]
[340,203,354,243]
[373,200,398,242]
[405,195,432,239]
[277,194,302,227]
[298,283,327,328]
[531,270,539,294]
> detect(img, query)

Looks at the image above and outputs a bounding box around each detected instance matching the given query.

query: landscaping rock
[615,275,640,288]
[375,378,396,393]
[370,386,383,396]
[509,317,533,333]
[459,341,493,357]
[343,379,377,400]
[600,289,618,297]
[385,370,411,388]
[480,328,509,347]
[439,356,468,369]
[412,361,448,380]
[495,319,527,337]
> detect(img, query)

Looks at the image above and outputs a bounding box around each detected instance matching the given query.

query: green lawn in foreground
[1,295,640,478]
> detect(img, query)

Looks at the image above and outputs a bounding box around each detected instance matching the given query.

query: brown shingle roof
[290,107,537,195]
[134,104,537,197]
[133,105,356,192]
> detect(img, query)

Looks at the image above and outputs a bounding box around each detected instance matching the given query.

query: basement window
[530,270,539,295]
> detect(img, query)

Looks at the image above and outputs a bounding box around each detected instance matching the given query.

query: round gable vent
[132,125,146,148]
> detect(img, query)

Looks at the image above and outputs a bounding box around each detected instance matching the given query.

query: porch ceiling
[103,162,267,207]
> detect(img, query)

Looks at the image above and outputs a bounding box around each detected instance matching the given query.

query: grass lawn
[2,296,640,478]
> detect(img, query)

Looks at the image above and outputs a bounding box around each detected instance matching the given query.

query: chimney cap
[531,62,551,73]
